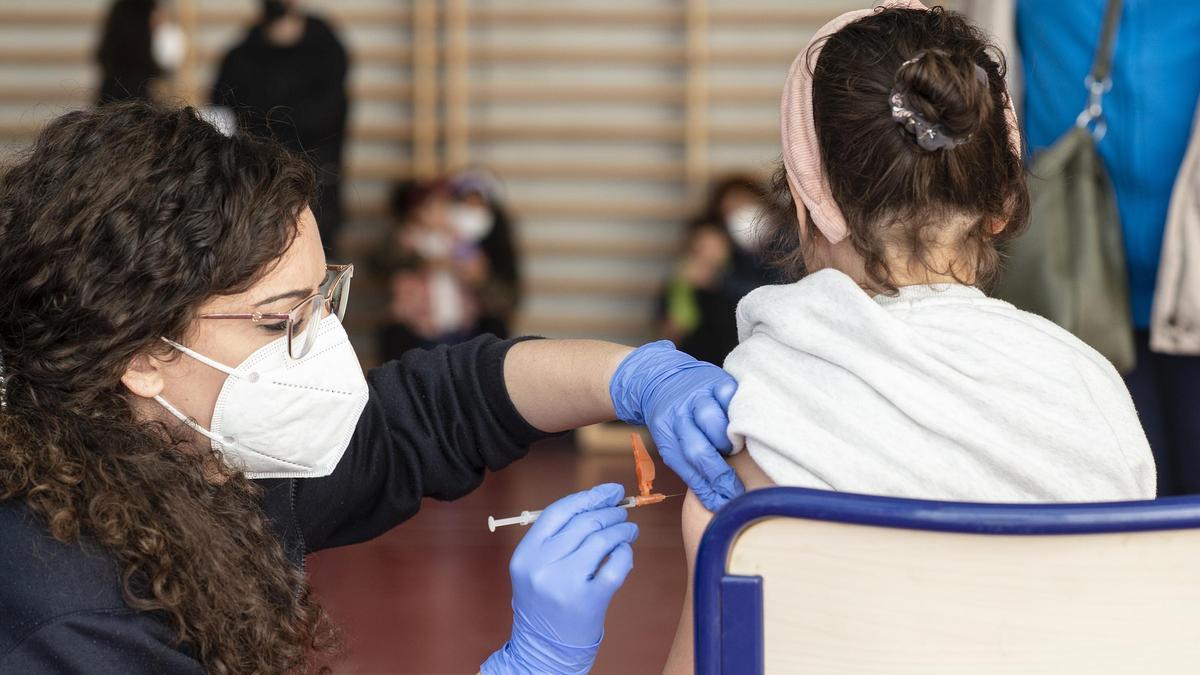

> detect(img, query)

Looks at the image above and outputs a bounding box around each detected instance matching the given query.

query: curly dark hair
[767,7,1030,292]
[0,102,334,673]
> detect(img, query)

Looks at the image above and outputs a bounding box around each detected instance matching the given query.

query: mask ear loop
[159,337,259,382]
[153,337,252,448]
[153,393,235,447]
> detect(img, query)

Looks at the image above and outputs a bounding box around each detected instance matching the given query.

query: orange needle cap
[631,432,656,498]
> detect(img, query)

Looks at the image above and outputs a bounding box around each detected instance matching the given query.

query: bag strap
[1090,0,1124,83]
[1076,0,1123,139]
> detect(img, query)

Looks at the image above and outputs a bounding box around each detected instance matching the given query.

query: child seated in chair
[664,3,1154,671]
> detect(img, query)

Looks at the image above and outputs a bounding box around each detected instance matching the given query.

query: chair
[694,487,1200,674]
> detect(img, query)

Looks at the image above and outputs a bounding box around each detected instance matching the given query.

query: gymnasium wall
[0,0,872,361]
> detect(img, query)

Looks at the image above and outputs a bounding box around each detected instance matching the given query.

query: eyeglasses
[199,264,353,360]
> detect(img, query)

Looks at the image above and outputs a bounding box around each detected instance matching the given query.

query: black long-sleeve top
[0,336,550,672]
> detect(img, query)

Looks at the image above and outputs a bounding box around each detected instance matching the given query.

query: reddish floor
[306,438,688,675]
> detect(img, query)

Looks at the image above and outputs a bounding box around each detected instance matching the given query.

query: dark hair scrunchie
[889,54,988,151]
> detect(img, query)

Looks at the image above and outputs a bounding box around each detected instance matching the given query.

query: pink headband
[780,0,1022,244]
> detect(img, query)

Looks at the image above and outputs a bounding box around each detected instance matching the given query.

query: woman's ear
[121,352,167,399]
[990,217,1007,236]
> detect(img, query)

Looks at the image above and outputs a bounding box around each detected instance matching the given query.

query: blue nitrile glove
[482,484,639,675]
[610,340,744,511]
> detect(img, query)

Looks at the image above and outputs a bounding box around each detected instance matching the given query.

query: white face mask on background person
[152,22,187,72]
[154,315,369,479]
[448,204,495,243]
[726,204,766,252]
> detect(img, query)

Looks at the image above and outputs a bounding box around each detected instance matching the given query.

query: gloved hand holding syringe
[489,432,679,532]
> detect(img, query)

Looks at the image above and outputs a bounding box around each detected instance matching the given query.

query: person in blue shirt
[1018,0,1200,495]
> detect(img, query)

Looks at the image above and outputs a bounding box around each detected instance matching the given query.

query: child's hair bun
[893,49,994,142]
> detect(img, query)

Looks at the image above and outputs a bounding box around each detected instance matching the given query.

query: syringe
[489,432,674,533]
[487,494,671,532]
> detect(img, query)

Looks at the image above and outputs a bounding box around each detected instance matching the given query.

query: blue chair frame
[694,487,1200,675]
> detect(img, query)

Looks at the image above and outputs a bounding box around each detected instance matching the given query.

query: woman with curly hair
[0,101,740,673]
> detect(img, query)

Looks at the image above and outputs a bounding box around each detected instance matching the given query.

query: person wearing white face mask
[449,167,523,340]
[0,103,743,674]
[378,179,486,359]
[659,174,778,366]
[152,267,367,479]
[96,0,186,106]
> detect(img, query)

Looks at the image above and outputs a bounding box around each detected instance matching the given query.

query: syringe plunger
[487,510,542,532]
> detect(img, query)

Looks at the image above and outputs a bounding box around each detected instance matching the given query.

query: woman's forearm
[503,339,634,432]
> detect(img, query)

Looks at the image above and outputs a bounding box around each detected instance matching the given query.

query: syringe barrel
[489,497,641,532]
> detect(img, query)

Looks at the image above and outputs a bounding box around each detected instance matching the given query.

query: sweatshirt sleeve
[293,334,555,552]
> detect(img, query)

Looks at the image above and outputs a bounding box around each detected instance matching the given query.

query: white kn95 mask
[154,315,369,479]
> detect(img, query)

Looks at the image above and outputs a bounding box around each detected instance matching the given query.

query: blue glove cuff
[481,607,602,675]
[610,340,707,426]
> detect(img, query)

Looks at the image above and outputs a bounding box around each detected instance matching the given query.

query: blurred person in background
[448,167,523,340]
[211,0,348,254]
[378,179,489,360]
[659,174,777,366]
[966,1,1200,494]
[96,0,186,105]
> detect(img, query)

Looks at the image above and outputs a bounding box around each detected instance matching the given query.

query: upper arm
[681,450,776,566]
[681,490,715,570]
[1,610,202,675]
[669,451,777,674]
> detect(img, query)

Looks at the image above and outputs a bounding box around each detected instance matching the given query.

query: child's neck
[846,258,977,296]
[890,268,972,287]
[879,246,978,289]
